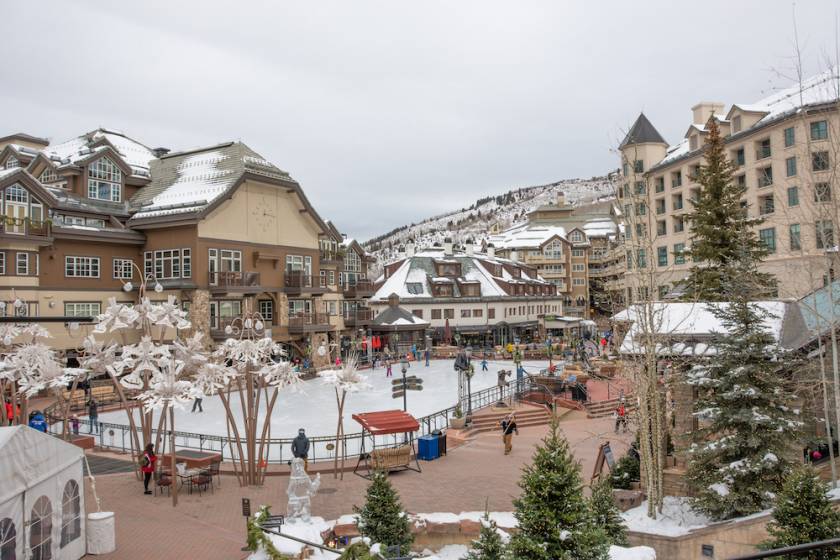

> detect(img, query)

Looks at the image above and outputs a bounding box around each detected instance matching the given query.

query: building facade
[0,129,372,358]
[619,69,840,301]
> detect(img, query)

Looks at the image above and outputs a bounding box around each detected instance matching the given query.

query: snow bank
[456,511,518,528]
[263,517,336,557]
[609,544,657,560]
[622,497,711,536]
[419,544,469,559]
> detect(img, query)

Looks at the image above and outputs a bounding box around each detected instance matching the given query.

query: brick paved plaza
[82,412,631,559]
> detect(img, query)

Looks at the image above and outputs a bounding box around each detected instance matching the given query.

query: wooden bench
[369,445,412,471]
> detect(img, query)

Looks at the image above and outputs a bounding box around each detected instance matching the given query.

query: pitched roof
[43,128,155,179]
[489,223,568,250]
[619,113,667,148]
[0,133,49,147]
[371,304,429,328]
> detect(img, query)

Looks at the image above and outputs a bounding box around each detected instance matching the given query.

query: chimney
[486,244,495,258]
[152,147,170,158]
[691,102,725,125]
[556,191,566,206]
[406,241,415,257]
[444,237,453,256]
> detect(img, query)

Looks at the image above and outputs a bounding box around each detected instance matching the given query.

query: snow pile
[456,511,518,528]
[609,544,657,560]
[261,517,337,557]
[622,497,712,536]
[419,544,470,559]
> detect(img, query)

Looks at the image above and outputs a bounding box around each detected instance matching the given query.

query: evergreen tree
[588,478,628,546]
[761,467,840,559]
[462,511,507,560]
[686,256,801,520]
[509,422,609,560]
[353,471,413,555]
[682,117,776,300]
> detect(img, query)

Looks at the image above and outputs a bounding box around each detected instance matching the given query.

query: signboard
[242,498,251,517]
[392,390,406,399]
[604,442,615,469]
[591,442,615,483]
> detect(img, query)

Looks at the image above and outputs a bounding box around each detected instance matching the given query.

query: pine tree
[761,467,840,559]
[682,117,776,300]
[463,511,507,560]
[353,471,413,555]
[686,254,801,520]
[588,478,628,546]
[509,422,609,560]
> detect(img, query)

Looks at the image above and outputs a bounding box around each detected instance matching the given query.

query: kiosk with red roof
[352,410,421,478]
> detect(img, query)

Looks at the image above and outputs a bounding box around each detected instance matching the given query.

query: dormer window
[39,167,59,183]
[689,135,698,151]
[732,116,742,133]
[569,231,584,243]
[543,240,563,259]
[406,282,423,295]
[4,156,19,169]
[87,157,122,202]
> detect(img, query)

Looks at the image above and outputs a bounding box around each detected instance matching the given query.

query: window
[815,182,832,203]
[636,202,646,215]
[0,517,15,560]
[113,258,133,279]
[758,195,774,215]
[16,253,29,275]
[657,246,668,267]
[673,193,683,210]
[625,250,633,270]
[60,480,81,548]
[30,496,52,560]
[144,251,153,277]
[811,120,828,140]
[259,300,273,323]
[221,249,242,273]
[460,309,471,318]
[674,216,685,233]
[286,299,309,316]
[286,254,311,274]
[488,308,495,319]
[733,116,742,133]
[689,135,698,151]
[635,181,646,195]
[344,250,362,273]
[431,309,442,320]
[788,186,799,207]
[64,302,101,317]
[817,220,835,249]
[734,147,745,166]
[319,270,327,288]
[785,156,797,177]
[573,278,586,286]
[0,252,5,275]
[473,309,483,318]
[790,224,801,251]
[87,157,122,202]
[624,203,631,217]
[5,184,28,203]
[673,243,686,265]
[571,249,584,257]
[784,126,795,147]
[328,270,335,285]
[655,199,665,214]
[758,166,773,187]
[569,231,584,243]
[656,220,667,236]
[623,163,629,177]
[756,138,771,160]
[65,256,100,278]
[572,263,585,272]
[443,308,454,319]
[154,249,186,279]
[40,167,59,183]
[759,227,776,253]
[635,223,646,238]
[813,151,830,172]
[736,174,746,189]
[4,156,19,169]
[182,249,191,278]
[636,248,646,269]
[655,177,665,193]
[542,240,563,259]
[672,171,682,188]
[633,160,644,173]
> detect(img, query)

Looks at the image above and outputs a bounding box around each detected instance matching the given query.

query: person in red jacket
[614,402,628,433]
[141,443,158,495]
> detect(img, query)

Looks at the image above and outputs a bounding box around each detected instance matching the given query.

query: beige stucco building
[619,69,840,301]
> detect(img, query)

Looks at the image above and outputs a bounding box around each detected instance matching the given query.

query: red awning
[352,410,420,435]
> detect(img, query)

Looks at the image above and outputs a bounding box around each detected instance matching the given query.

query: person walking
[500,413,518,455]
[411,343,418,361]
[481,355,488,371]
[141,443,157,495]
[385,359,393,377]
[424,347,430,367]
[88,399,99,434]
[614,402,628,433]
[191,395,204,413]
[291,428,311,471]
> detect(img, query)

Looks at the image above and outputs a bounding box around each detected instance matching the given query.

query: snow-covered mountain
[363,176,615,276]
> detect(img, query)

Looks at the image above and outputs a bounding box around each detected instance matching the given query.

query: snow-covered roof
[613,301,791,355]
[489,223,567,250]
[43,128,156,178]
[371,248,551,302]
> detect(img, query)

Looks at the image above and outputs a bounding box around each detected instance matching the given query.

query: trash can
[432,429,447,456]
[417,434,439,461]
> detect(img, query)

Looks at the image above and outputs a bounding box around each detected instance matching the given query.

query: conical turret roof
[620,113,667,148]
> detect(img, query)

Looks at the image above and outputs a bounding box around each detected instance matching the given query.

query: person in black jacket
[500,413,518,455]
[88,399,99,434]
[291,428,310,471]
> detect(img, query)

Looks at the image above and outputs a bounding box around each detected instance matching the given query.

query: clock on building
[251,196,275,232]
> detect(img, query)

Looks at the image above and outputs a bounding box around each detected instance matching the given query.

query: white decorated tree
[319,353,371,479]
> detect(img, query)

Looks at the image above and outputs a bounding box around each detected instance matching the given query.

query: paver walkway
[83,412,632,560]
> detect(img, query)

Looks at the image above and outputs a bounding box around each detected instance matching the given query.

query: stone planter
[87,512,116,554]
[449,416,466,430]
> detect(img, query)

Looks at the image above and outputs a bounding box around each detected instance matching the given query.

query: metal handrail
[727,537,840,559]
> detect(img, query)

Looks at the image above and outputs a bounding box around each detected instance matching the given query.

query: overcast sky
[2,1,838,240]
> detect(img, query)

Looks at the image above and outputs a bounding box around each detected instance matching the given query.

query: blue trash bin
[417,434,439,461]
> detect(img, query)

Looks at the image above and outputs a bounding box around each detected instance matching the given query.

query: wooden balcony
[343,278,374,298]
[209,271,261,294]
[343,308,374,327]
[319,249,345,265]
[283,271,327,294]
[0,217,52,243]
[288,312,332,334]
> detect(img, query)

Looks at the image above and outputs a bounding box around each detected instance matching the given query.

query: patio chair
[201,461,221,488]
[189,472,213,495]
[155,471,172,496]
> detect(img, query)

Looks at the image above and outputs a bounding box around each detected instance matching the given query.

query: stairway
[466,405,552,435]
[584,396,635,419]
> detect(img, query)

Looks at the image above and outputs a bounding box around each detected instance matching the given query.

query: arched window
[30,496,52,560]
[4,156,19,170]
[5,185,28,203]
[60,480,81,547]
[87,157,122,202]
[0,518,15,560]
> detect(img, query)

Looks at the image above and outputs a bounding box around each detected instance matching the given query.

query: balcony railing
[283,271,324,293]
[208,271,261,290]
[319,249,345,263]
[0,217,51,238]
[288,312,331,333]
[343,308,374,326]
[343,278,374,297]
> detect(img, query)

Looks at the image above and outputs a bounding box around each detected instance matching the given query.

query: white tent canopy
[0,426,86,560]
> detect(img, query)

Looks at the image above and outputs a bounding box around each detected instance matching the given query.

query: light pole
[465,346,473,419]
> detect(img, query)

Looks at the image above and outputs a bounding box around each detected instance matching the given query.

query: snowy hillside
[363,176,615,276]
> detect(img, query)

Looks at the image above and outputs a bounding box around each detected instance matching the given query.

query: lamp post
[465,346,473,418]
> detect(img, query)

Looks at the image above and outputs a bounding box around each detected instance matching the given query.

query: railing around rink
[44,379,537,464]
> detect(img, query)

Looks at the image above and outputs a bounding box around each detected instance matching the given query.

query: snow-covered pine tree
[509,421,609,560]
[682,117,776,301]
[462,511,507,560]
[761,468,840,559]
[686,253,801,520]
[353,471,413,555]
[588,478,628,546]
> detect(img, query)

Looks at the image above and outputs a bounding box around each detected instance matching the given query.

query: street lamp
[465,346,473,418]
